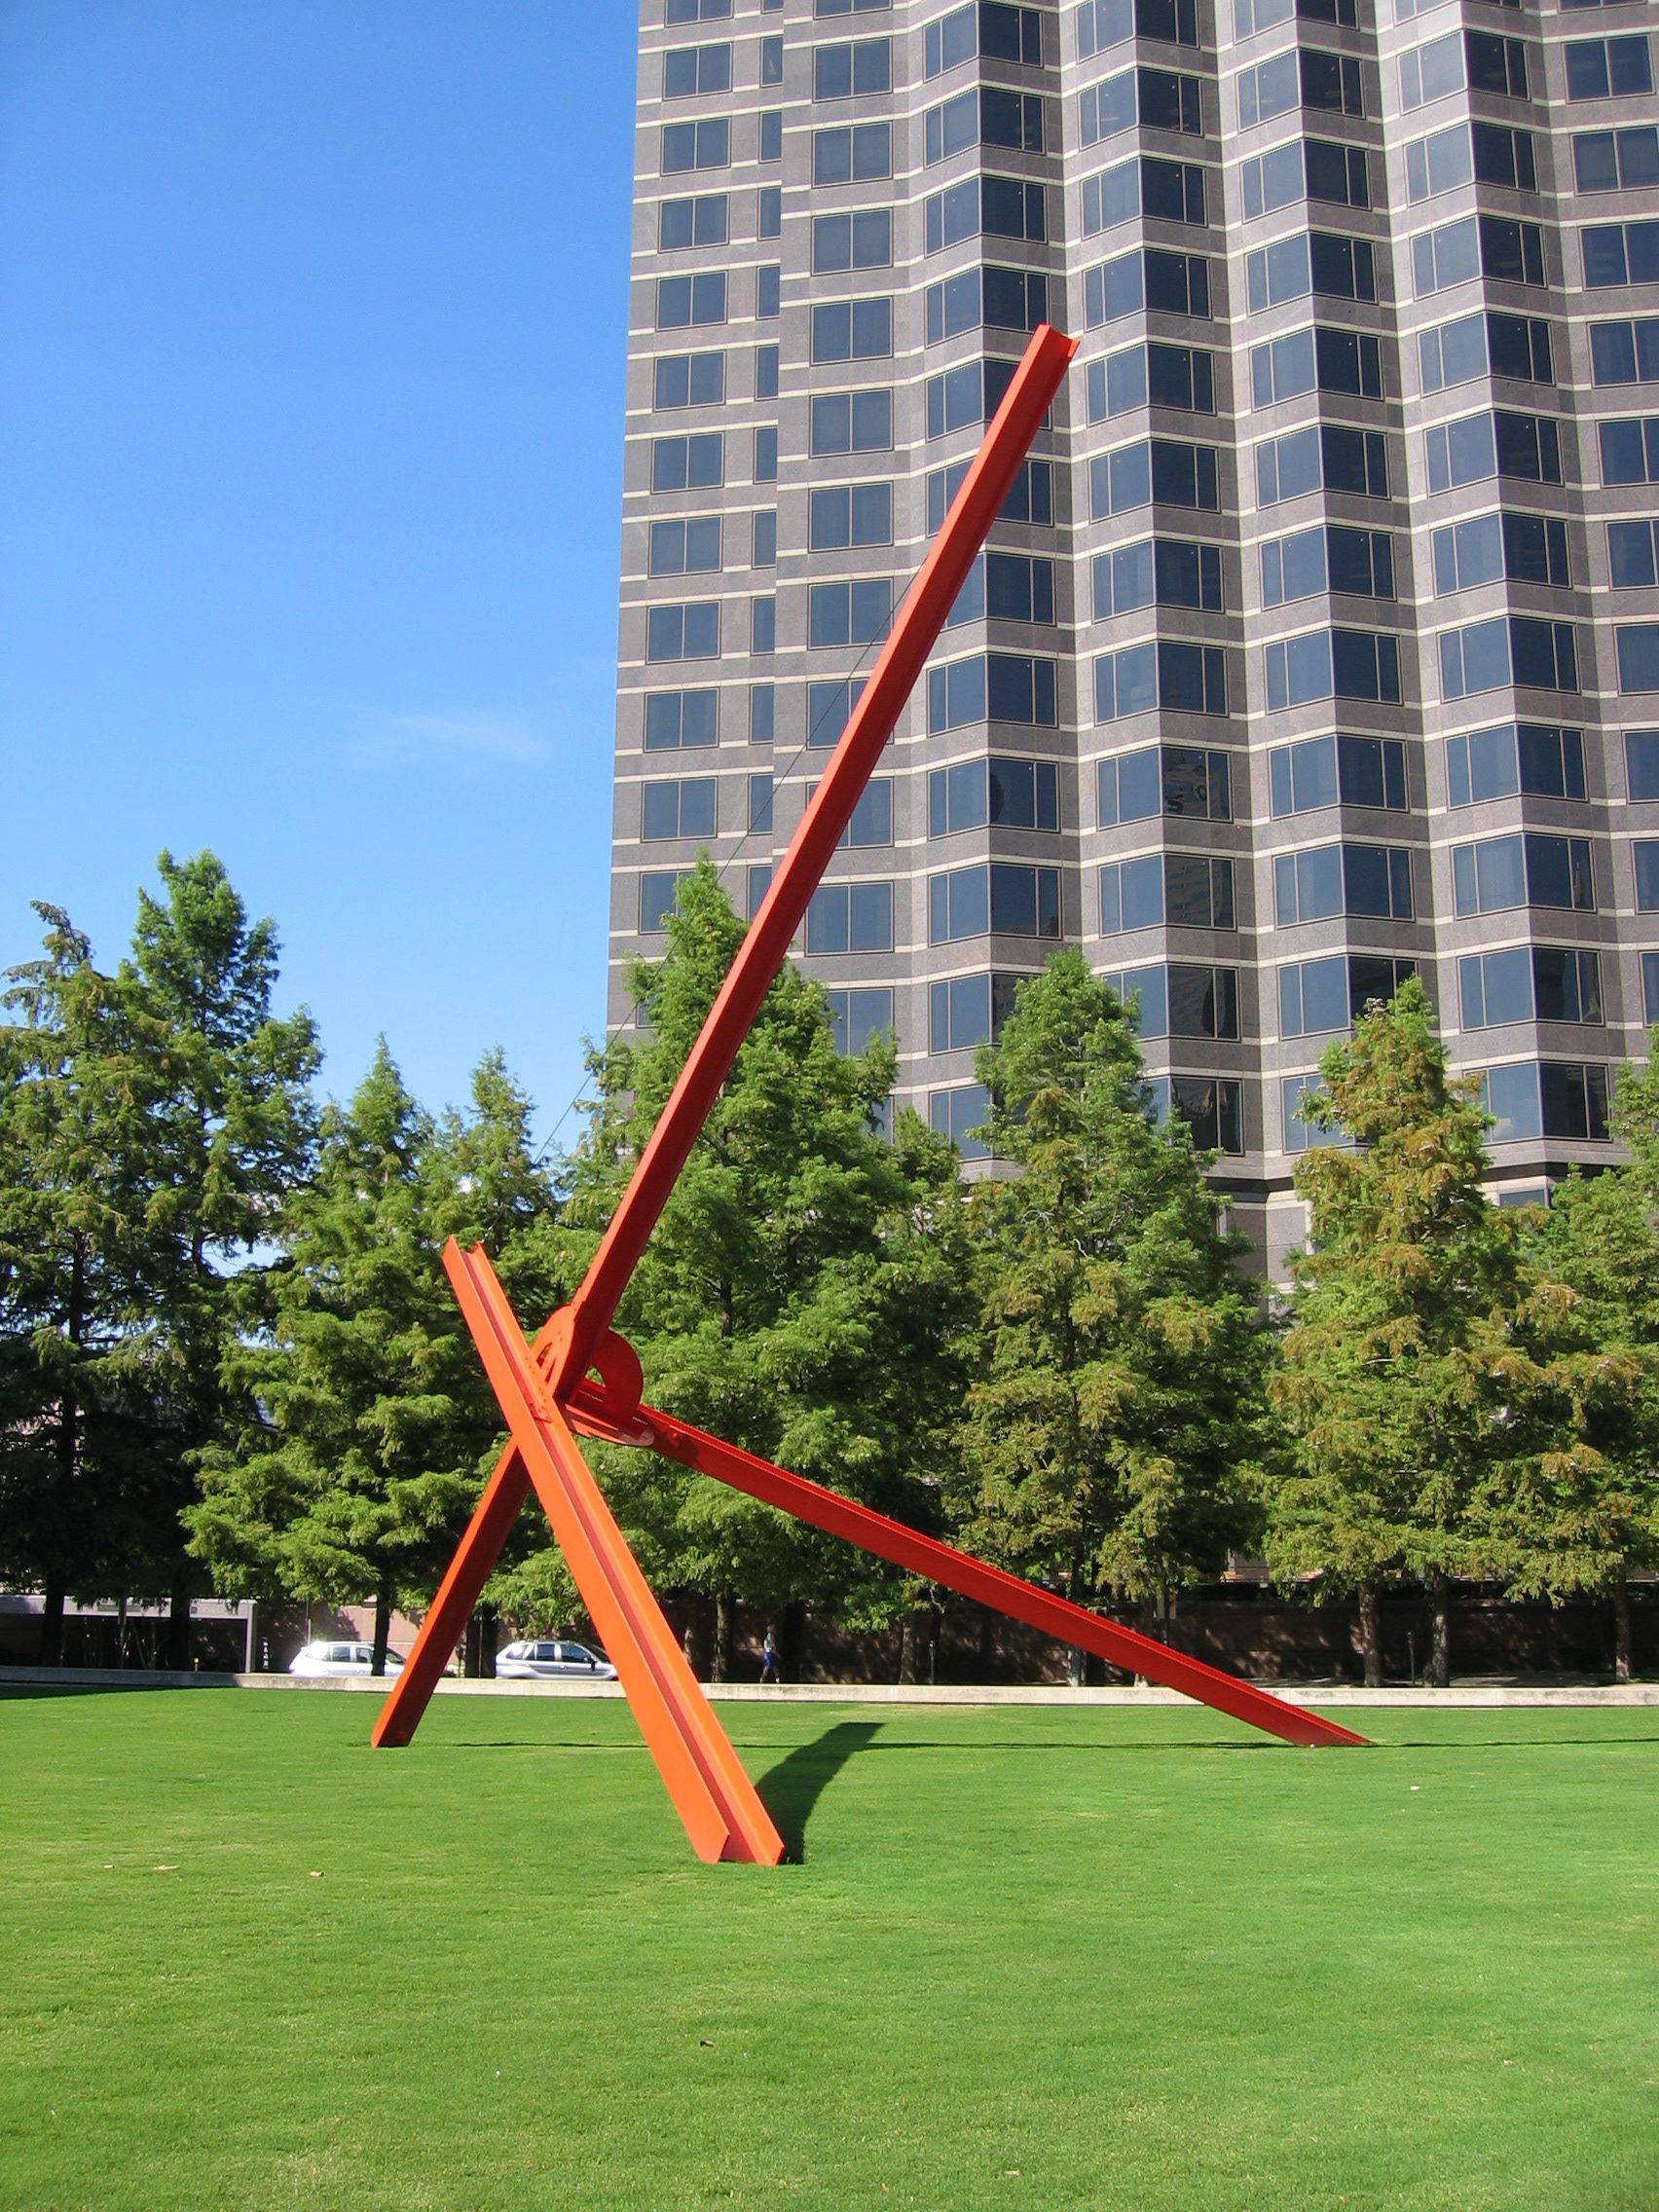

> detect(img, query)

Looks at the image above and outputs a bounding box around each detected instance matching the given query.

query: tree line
[3,852,1656,1681]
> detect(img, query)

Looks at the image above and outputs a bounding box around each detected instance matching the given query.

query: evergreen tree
[123,853,320,1661]
[953,950,1268,1661]
[187,1044,560,1673]
[0,909,164,1659]
[1268,979,1623,1685]
[1523,1051,1659,1677]
[562,859,974,1678]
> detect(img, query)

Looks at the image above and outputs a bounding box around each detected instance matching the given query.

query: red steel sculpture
[373,325,1367,1862]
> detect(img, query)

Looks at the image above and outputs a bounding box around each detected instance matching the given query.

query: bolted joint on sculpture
[371,326,1366,1864]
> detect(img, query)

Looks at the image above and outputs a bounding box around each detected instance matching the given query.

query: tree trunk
[1065,1555,1089,1687]
[1426,1574,1452,1688]
[1613,1580,1634,1683]
[1357,1580,1383,1688]
[43,1236,85,1673]
[464,1604,498,1679]
[371,1584,392,1677]
[38,1577,66,1668]
[712,1586,734,1683]
[781,1600,807,1684]
[165,1591,192,1672]
[899,1609,921,1684]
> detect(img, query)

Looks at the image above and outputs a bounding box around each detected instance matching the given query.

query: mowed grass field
[0,1688,1654,2212]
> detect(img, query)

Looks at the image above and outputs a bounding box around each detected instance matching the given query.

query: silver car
[495,1639,617,1680]
[288,1640,404,1678]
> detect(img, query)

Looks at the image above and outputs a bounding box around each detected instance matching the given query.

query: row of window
[645,410,1659,511]
[636,824,1655,949]
[627,722,1659,835]
[643,459,1054,577]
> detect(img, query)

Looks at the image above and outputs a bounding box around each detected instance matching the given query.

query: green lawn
[0,1688,1654,2212]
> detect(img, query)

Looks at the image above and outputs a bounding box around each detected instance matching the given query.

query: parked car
[496,1639,617,1681]
[288,1641,405,1678]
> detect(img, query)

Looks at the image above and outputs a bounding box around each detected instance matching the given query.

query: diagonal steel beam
[440,1241,783,1863]
[375,326,1078,1764]
[551,324,1078,1397]
[563,1384,1368,1752]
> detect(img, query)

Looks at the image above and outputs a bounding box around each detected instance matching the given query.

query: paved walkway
[3,1665,1655,1708]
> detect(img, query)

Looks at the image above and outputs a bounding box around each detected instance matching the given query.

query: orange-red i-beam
[374,325,1366,1859]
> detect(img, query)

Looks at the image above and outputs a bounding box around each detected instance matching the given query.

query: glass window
[806,880,894,954]
[929,974,1021,1054]
[1451,832,1596,915]
[808,483,893,549]
[809,578,892,648]
[646,600,720,662]
[1274,844,1414,924]
[1280,953,1417,1038]
[812,209,893,272]
[644,688,718,751]
[1446,723,1585,807]
[1099,855,1234,934]
[1269,734,1408,816]
[1574,126,1659,195]
[1625,729,1659,798]
[811,389,893,457]
[928,2,1045,72]
[806,676,866,749]
[1618,626,1659,694]
[656,272,727,330]
[826,987,895,1058]
[1098,745,1232,824]
[1459,946,1602,1030]
[1096,642,1228,720]
[639,870,692,933]
[658,193,729,251]
[813,37,892,98]
[926,357,1018,441]
[930,85,1048,163]
[663,42,732,98]
[929,864,1062,941]
[641,776,717,841]
[930,1084,992,1161]
[929,756,1060,835]
[648,517,721,577]
[1281,1072,1343,1154]
[1566,35,1653,101]
[660,119,730,175]
[812,122,893,185]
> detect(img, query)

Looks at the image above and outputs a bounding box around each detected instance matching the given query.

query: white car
[496,1639,617,1681]
[288,1640,405,1678]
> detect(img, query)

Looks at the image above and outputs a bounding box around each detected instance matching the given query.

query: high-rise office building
[612,0,1659,1272]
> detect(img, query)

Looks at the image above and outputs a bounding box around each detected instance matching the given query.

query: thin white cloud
[360,712,549,767]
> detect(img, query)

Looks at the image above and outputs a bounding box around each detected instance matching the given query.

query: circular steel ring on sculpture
[532,1306,645,1419]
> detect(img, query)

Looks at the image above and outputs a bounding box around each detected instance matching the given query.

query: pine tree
[562,859,974,1679]
[123,853,320,1661]
[1523,1049,1659,1677]
[1268,979,1623,1685]
[954,950,1268,1661]
[186,1044,560,1673]
[0,909,165,1659]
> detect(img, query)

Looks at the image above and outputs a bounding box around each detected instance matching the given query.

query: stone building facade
[612,0,1659,1271]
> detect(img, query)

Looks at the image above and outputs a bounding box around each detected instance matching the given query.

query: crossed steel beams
[373,326,1365,1862]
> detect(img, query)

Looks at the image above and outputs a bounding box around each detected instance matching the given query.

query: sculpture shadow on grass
[756,1718,884,1862]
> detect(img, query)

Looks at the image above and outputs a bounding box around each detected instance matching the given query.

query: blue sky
[0,1,638,1148]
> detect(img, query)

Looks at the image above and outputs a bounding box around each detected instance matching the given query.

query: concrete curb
[2,1666,1656,1708]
